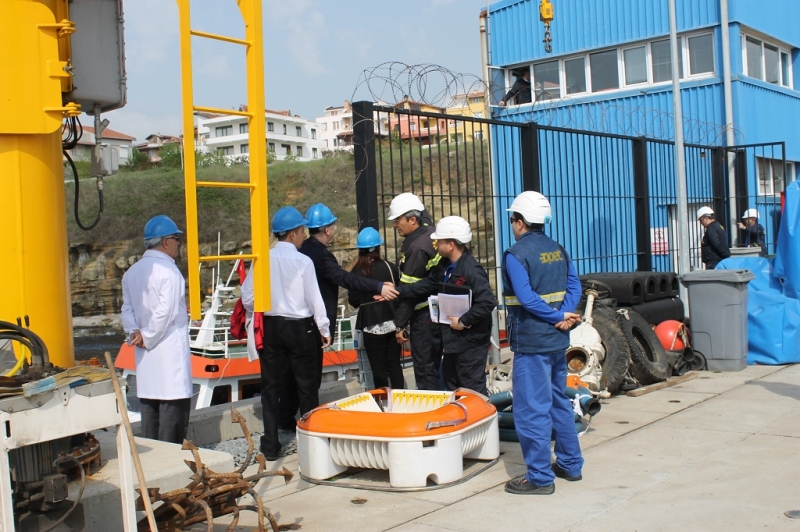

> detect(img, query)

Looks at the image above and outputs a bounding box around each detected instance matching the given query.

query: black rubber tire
[617,310,670,384]
[589,307,631,394]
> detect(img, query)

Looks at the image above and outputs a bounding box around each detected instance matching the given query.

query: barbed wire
[349,61,743,146]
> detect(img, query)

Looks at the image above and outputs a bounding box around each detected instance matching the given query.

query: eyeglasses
[165,236,181,243]
[509,216,519,225]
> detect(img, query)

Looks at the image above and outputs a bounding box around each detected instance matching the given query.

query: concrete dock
[193,364,800,531]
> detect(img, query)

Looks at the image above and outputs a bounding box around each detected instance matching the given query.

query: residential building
[316,101,390,152]
[485,0,799,259]
[389,97,448,145]
[67,126,136,165]
[197,107,324,162]
[135,133,182,162]
[445,90,489,142]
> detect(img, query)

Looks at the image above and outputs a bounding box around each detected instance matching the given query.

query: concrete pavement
[206,364,800,531]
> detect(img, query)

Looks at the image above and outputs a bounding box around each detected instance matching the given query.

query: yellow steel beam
[189,29,249,47]
[193,105,252,118]
[196,181,255,189]
[237,0,271,313]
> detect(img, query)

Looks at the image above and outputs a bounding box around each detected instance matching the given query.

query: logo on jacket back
[540,250,563,265]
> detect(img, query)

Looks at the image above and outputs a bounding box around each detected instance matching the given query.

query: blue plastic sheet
[717,255,800,365]
[773,181,800,299]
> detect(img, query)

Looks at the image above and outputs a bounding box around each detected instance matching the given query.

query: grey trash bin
[681,269,755,371]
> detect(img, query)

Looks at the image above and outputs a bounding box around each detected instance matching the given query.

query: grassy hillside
[65,152,359,245]
[65,140,491,247]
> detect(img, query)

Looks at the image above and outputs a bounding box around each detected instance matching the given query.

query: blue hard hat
[271,206,308,233]
[144,215,182,240]
[305,203,338,229]
[356,227,384,249]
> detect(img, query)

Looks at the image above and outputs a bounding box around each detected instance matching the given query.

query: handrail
[189,29,249,46]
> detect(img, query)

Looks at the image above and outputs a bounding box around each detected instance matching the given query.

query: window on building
[651,39,683,82]
[312,147,318,158]
[565,57,586,94]
[282,144,290,155]
[268,142,275,152]
[296,146,303,157]
[533,60,560,99]
[472,111,483,118]
[239,123,249,134]
[296,126,302,137]
[217,146,233,156]
[324,139,328,148]
[240,144,249,154]
[282,124,287,135]
[757,157,793,195]
[470,97,483,104]
[590,50,619,92]
[744,35,791,87]
[410,122,417,131]
[687,34,714,76]
[267,122,274,132]
[333,121,339,130]
[215,126,232,137]
[311,129,316,139]
[623,46,647,85]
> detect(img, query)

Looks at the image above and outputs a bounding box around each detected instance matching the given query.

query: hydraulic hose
[565,385,601,416]
[40,455,86,532]
[1,342,27,376]
[488,390,513,409]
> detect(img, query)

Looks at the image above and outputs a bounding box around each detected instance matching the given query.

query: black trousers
[442,344,489,396]
[140,398,191,444]
[409,308,442,390]
[363,331,405,389]
[259,316,321,457]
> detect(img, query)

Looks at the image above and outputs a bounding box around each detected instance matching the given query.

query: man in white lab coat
[121,215,193,443]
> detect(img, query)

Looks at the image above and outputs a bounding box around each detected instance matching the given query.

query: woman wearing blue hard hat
[348,227,405,389]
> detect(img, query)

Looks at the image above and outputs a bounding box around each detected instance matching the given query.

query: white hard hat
[697,206,714,219]
[431,216,473,244]
[742,209,758,219]
[388,193,425,220]
[507,191,552,224]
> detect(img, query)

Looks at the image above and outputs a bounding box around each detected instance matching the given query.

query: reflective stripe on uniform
[504,290,565,306]
[425,254,442,271]
[414,301,429,310]
[400,273,423,284]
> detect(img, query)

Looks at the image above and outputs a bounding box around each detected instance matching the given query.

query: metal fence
[352,100,789,279]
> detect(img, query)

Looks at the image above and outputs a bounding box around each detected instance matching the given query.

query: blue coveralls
[502,230,584,486]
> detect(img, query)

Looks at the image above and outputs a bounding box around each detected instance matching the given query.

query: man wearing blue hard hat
[121,215,192,443]
[242,206,331,460]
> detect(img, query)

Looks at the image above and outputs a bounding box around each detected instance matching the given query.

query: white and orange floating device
[297,388,499,488]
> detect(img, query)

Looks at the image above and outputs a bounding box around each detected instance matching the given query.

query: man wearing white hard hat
[397,216,496,395]
[697,207,730,269]
[388,192,442,390]
[501,192,583,495]
[737,208,766,256]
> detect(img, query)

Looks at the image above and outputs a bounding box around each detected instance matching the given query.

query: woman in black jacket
[349,228,405,389]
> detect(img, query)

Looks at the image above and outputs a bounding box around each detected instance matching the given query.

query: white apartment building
[316,100,389,153]
[197,107,324,163]
[68,126,136,165]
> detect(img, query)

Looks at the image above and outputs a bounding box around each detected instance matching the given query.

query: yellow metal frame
[177,0,271,319]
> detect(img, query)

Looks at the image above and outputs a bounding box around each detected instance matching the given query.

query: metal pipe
[721,0,738,237]
[668,0,691,311]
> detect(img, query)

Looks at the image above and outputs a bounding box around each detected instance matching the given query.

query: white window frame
[239,123,248,134]
[503,31,715,105]
[757,157,793,195]
[742,32,793,88]
[683,31,715,80]
[215,125,232,137]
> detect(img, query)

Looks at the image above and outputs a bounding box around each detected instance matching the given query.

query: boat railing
[188,323,237,358]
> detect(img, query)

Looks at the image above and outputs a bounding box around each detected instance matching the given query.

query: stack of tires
[578,273,681,393]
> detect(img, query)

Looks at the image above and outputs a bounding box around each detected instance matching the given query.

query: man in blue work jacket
[502,191,584,495]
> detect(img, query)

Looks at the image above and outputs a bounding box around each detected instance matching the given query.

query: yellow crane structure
[0,0,271,369]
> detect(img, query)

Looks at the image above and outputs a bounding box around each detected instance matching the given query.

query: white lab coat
[121,249,192,400]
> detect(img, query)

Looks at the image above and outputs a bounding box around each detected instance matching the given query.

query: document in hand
[428,291,472,324]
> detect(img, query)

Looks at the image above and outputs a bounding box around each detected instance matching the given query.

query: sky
[104,0,493,142]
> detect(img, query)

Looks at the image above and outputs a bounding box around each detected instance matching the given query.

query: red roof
[81,126,136,141]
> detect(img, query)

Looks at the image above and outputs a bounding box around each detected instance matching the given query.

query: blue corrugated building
[485,0,798,271]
